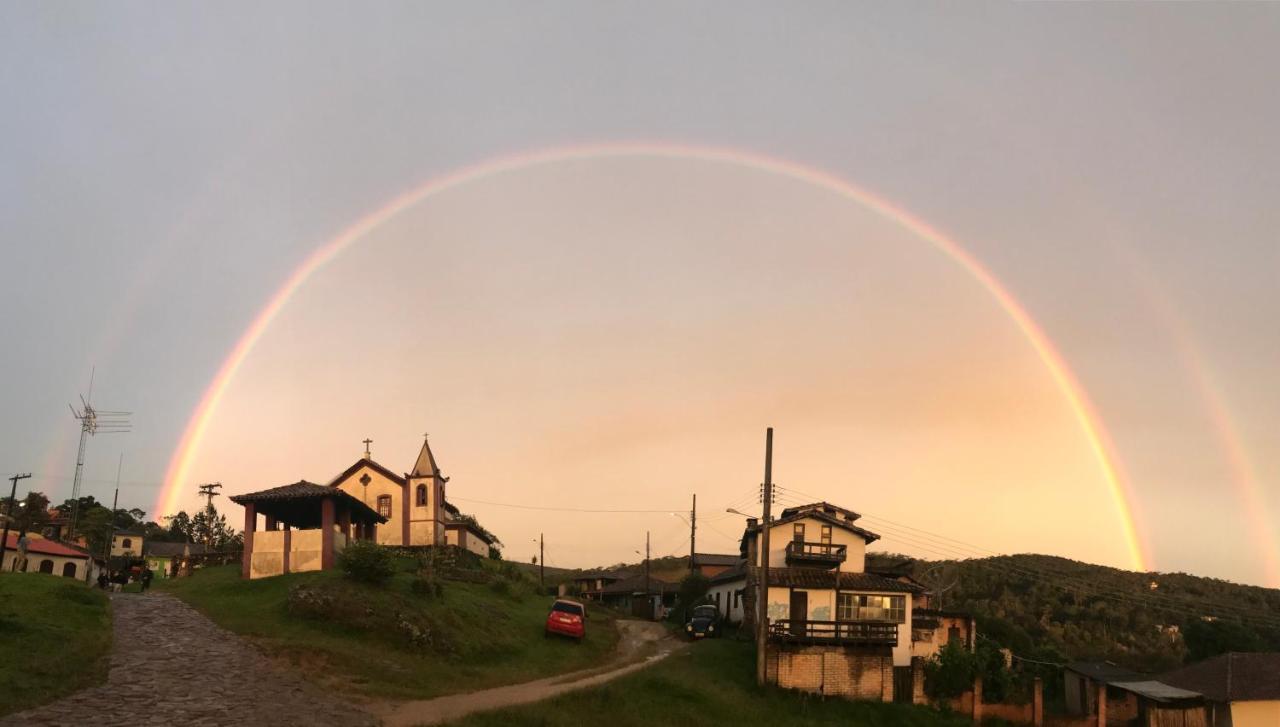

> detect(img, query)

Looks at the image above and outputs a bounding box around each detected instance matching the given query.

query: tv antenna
[920,562,961,610]
[68,367,130,538]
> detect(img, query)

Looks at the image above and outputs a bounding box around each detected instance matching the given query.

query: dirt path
[2,593,376,727]
[374,619,682,727]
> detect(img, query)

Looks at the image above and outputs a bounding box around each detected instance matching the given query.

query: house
[2,532,98,581]
[142,541,223,578]
[110,530,144,558]
[910,609,976,660]
[706,560,747,624]
[326,436,496,557]
[560,571,625,600]
[598,574,677,619]
[1161,652,1280,727]
[740,501,927,702]
[693,553,740,578]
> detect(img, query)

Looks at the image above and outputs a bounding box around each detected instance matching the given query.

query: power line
[449,496,683,514]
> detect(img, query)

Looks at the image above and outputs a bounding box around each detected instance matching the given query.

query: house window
[793,523,805,543]
[416,484,428,506]
[377,495,393,518]
[62,562,77,578]
[820,525,832,545]
[122,538,132,549]
[837,594,906,623]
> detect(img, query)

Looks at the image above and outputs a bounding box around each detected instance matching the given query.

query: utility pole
[197,483,223,548]
[689,493,697,574]
[756,427,773,688]
[2,473,32,568]
[645,530,651,601]
[102,455,122,567]
[539,532,545,592]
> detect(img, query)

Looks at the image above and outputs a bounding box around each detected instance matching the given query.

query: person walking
[140,566,153,592]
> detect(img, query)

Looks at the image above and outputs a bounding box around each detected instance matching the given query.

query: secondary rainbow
[155,142,1153,571]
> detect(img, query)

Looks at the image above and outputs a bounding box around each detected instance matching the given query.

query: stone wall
[766,643,894,701]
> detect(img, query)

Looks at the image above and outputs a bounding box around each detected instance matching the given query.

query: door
[790,590,808,636]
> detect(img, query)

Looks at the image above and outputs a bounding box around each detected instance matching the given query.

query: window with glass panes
[377,495,392,518]
[837,594,906,623]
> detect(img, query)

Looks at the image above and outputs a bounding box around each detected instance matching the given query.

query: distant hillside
[874,552,1280,672]
[517,555,695,586]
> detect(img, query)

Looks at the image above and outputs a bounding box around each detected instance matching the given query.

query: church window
[377,495,392,518]
[416,484,428,506]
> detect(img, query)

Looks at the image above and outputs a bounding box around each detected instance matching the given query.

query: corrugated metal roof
[1110,681,1203,703]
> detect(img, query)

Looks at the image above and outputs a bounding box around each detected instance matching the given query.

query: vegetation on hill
[0,575,111,717]
[446,630,974,727]
[882,553,1280,673]
[157,557,620,701]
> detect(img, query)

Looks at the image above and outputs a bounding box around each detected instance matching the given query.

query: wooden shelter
[231,481,386,579]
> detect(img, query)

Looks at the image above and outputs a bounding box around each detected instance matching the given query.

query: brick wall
[767,644,894,701]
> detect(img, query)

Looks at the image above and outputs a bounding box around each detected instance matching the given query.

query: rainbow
[155,142,1152,571]
[1122,252,1279,586]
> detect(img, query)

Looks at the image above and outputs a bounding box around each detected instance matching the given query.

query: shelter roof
[231,481,386,528]
[599,574,676,595]
[708,560,748,585]
[1110,681,1203,703]
[1160,652,1280,702]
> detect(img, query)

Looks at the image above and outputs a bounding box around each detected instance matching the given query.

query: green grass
[0,574,111,717]
[157,561,619,701]
[448,634,976,727]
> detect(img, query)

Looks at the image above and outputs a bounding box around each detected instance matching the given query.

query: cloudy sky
[2,3,1277,585]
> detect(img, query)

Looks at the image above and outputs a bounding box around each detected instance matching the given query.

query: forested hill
[871,552,1280,672]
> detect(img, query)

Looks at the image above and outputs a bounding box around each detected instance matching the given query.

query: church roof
[327,457,406,488]
[411,437,447,480]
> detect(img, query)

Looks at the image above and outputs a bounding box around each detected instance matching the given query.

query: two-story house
[741,502,925,702]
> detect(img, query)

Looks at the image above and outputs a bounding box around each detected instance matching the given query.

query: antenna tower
[68,367,131,538]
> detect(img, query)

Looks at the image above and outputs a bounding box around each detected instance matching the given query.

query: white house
[740,502,926,702]
[706,561,747,624]
[3,532,98,581]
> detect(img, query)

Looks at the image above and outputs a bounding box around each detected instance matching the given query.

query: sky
[1,3,1277,585]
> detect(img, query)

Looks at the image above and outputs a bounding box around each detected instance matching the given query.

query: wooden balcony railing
[768,619,898,645]
[784,540,847,567]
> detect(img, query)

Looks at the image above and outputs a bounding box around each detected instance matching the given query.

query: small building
[1063,661,1147,720]
[910,608,976,660]
[232,481,386,579]
[110,530,144,558]
[693,553,740,579]
[599,574,676,619]
[2,532,97,581]
[1109,680,1206,727]
[1161,652,1280,727]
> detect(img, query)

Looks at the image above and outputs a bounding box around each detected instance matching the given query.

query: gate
[893,665,913,703]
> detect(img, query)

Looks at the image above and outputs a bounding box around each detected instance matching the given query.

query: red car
[545,599,586,640]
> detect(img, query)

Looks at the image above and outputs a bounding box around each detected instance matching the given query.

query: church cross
[363,438,373,458]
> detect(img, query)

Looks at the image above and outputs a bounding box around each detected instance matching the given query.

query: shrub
[411,571,444,597]
[671,572,710,623]
[338,540,395,585]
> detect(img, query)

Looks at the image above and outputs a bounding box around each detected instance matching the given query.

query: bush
[338,540,395,585]
[671,572,710,623]
[412,571,444,597]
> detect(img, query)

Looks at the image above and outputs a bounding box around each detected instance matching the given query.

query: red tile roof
[3,533,91,559]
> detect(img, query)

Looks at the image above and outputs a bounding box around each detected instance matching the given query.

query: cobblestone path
[4,593,376,727]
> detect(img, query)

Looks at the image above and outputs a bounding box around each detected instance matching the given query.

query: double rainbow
[154,142,1152,571]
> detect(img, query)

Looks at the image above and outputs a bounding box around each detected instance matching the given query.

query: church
[326,435,497,558]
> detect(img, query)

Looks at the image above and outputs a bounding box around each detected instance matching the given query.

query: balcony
[784,540,847,568]
[768,619,898,646]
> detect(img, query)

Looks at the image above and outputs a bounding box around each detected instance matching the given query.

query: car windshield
[552,601,584,616]
[693,605,718,618]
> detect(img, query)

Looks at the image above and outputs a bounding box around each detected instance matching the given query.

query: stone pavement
[3,593,376,727]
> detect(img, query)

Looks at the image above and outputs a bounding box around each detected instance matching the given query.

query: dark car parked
[684,604,722,639]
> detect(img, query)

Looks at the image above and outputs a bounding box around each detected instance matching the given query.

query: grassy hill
[446,632,971,727]
[874,552,1280,672]
[158,558,619,702]
[0,574,111,717]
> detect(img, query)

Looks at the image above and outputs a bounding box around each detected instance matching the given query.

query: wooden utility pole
[539,532,545,591]
[645,530,651,600]
[689,494,697,574]
[1,473,32,566]
[756,427,773,687]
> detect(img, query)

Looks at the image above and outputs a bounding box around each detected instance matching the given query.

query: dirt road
[374,619,681,727]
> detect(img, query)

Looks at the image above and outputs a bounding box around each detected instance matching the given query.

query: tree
[166,511,194,542]
[1183,619,1265,662]
[1,491,50,533]
[672,572,710,623]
